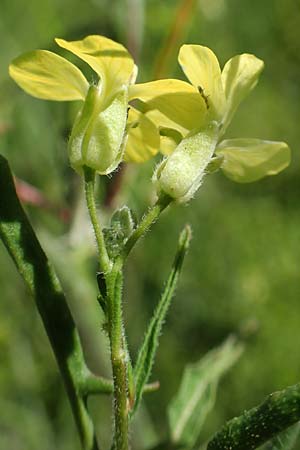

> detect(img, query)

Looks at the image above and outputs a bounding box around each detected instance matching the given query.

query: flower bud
[154,122,219,202]
[68,84,128,175]
[103,206,136,259]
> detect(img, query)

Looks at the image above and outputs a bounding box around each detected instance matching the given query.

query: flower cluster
[9,35,290,202]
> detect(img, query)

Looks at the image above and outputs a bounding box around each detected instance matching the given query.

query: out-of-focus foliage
[1,0,300,449]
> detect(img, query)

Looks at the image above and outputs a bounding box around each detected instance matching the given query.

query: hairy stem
[84,166,111,273]
[106,261,129,450]
[122,194,172,260]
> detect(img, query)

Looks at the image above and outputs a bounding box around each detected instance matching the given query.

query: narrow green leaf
[0,155,97,449]
[168,336,243,449]
[132,225,192,416]
[207,382,300,450]
[261,423,300,450]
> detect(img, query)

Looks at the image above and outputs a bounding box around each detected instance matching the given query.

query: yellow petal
[160,135,178,156]
[9,50,89,101]
[216,138,291,183]
[221,54,264,132]
[178,44,225,120]
[124,108,160,163]
[159,128,182,156]
[55,35,134,98]
[129,79,208,135]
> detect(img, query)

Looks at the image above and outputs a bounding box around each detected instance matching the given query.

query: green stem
[207,382,300,450]
[106,260,129,450]
[79,370,113,397]
[83,166,111,273]
[122,194,172,260]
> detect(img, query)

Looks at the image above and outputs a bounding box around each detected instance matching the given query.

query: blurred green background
[1,0,300,449]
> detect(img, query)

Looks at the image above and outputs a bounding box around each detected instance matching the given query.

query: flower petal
[129,79,208,135]
[159,128,182,156]
[55,35,134,97]
[221,54,264,132]
[216,138,291,183]
[9,50,89,101]
[178,44,225,120]
[124,108,160,163]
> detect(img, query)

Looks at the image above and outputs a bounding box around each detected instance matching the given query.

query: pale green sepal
[68,85,98,171]
[221,54,264,133]
[9,50,89,101]
[205,155,224,174]
[131,226,191,417]
[69,84,128,175]
[216,138,291,183]
[168,336,243,449]
[84,88,128,174]
[155,122,219,202]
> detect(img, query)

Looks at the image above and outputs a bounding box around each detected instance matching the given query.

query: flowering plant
[1,34,298,450]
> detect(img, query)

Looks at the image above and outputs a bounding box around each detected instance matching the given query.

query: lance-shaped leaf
[9,50,89,101]
[261,423,300,450]
[0,155,99,449]
[207,382,300,450]
[132,225,191,416]
[168,336,243,449]
[216,138,291,183]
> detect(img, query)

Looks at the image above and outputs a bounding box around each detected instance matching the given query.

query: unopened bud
[69,84,128,175]
[154,122,219,202]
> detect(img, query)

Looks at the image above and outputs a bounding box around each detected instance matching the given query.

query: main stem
[107,261,129,450]
[83,173,171,449]
[83,168,129,449]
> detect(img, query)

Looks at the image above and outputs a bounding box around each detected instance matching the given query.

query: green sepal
[168,336,243,449]
[131,225,191,417]
[159,127,183,145]
[69,84,129,175]
[205,155,224,174]
[155,122,219,202]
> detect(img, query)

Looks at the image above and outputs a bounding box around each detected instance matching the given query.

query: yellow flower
[9,35,159,175]
[130,45,290,201]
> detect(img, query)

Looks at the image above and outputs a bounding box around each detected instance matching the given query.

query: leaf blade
[261,423,300,450]
[132,225,192,416]
[168,336,243,449]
